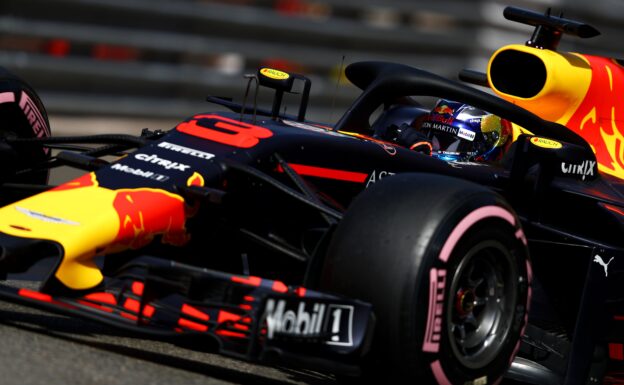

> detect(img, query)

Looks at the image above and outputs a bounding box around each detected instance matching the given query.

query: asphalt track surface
[0,289,337,385]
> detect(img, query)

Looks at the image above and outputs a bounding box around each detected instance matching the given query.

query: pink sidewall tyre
[321,172,530,384]
[0,67,51,189]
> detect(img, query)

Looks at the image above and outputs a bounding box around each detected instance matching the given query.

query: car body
[0,6,623,385]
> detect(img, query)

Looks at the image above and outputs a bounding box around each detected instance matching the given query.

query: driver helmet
[417,99,512,162]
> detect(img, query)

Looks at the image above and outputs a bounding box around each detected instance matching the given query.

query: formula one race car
[0,6,622,385]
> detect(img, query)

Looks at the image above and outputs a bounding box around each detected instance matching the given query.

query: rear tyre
[321,173,530,384]
[0,67,51,188]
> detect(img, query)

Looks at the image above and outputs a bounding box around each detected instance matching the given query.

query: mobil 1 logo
[263,297,354,346]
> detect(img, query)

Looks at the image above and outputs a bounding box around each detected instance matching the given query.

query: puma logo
[594,255,614,277]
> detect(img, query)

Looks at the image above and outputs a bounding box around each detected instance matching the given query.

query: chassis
[0,6,623,385]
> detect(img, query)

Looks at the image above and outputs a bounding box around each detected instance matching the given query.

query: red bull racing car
[1,6,624,385]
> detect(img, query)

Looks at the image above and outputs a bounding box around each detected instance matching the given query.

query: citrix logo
[135,153,190,171]
[561,160,595,180]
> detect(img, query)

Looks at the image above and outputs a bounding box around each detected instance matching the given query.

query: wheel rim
[446,240,518,369]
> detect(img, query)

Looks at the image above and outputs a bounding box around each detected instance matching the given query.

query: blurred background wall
[1,0,624,135]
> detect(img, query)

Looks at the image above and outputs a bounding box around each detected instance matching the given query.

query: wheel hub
[455,289,476,317]
[446,240,519,369]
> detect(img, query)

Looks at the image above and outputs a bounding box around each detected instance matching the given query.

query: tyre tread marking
[431,359,453,385]
[0,91,15,104]
[439,206,516,263]
[19,91,50,138]
[425,205,527,384]
[423,268,446,353]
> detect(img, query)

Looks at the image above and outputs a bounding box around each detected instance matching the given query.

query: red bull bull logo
[434,105,454,116]
[565,55,624,179]
[48,172,190,250]
[111,188,189,250]
[0,172,191,290]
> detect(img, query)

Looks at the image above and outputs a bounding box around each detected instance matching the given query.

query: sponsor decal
[530,137,563,149]
[260,68,290,80]
[110,163,169,181]
[427,114,455,125]
[15,206,80,225]
[561,160,596,180]
[135,153,190,171]
[366,170,395,188]
[422,121,459,135]
[157,141,215,160]
[423,268,446,353]
[594,254,614,277]
[565,55,624,179]
[177,114,273,148]
[19,91,50,138]
[264,299,354,346]
[434,104,454,115]
[457,127,476,141]
[0,91,15,104]
[110,188,188,249]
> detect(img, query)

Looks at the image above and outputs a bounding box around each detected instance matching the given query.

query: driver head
[416,99,512,162]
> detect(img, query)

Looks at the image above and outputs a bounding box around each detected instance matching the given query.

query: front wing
[0,255,373,376]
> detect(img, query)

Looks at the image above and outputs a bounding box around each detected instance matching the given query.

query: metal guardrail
[1,0,623,122]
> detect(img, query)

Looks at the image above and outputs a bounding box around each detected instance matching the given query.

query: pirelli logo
[423,268,446,353]
[157,141,215,160]
[19,91,50,138]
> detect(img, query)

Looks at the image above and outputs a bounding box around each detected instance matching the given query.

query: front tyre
[321,173,530,384]
[0,66,51,187]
